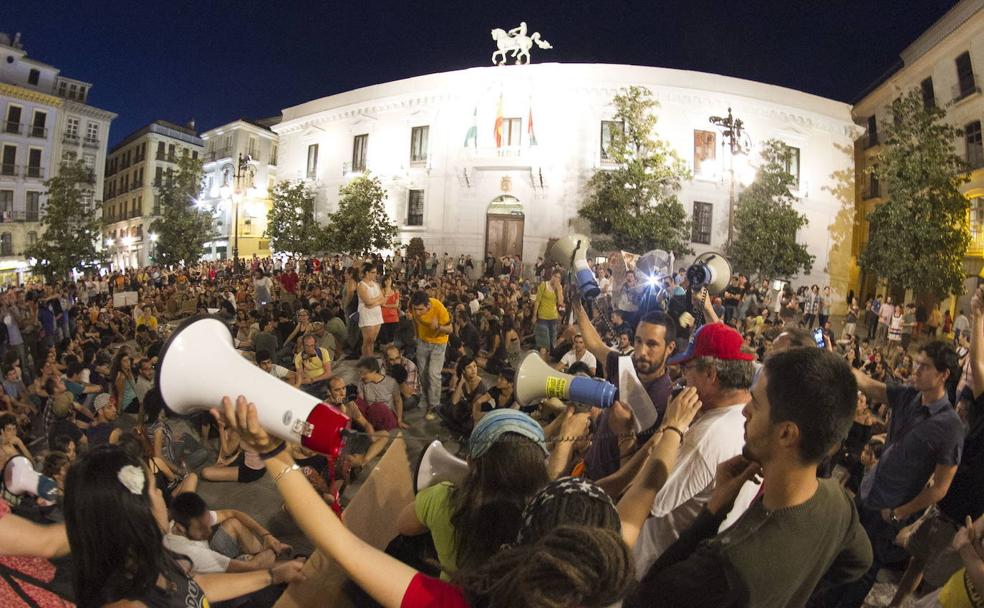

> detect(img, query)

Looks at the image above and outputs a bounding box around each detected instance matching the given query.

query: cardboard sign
[111,290,138,308]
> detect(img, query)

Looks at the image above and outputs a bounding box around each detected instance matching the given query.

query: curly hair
[455,526,633,608]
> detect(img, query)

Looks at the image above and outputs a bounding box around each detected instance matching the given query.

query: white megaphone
[548,234,600,300]
[515,352,616,409]
[414,440,469,494]
[686,251,732,295]
[3,456,60,502]
[157,317,350,457]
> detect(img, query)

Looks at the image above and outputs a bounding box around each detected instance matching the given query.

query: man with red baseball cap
[631,322,758,578]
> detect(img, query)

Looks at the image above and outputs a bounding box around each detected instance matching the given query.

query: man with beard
[575,304,675,481]
[622,348,872,608]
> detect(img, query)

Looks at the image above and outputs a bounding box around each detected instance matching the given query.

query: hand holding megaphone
[548,234,600,300]
[678,312,695,329]
[516,352,616,409]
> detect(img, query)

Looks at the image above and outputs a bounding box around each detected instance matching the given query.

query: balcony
[82,137,99,148]
[969,230,984,256]
[62,132,80,145]
[25,166,44,180]
[131,180,144,191]
[0,210,40,223]
[206,146,233,162]
[0,164,19,178]
[342,161,366,176]
[3,122,22,135]
[465,146,534,169]
[28,126,48,139]
[954,78,982,103]
[81,170,96,184]
[246,150,261,163]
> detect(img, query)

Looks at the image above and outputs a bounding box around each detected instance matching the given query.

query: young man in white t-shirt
[558,334,598,376]
[255,349,292,382]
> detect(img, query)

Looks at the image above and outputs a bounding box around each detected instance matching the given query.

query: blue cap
[469,409,548,459]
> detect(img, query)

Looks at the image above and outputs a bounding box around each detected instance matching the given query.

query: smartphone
[813,327,826,349]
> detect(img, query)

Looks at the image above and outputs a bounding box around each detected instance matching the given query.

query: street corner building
[272,62,858,311]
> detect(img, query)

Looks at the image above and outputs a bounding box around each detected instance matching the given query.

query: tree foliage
[266,180,321,256]
[578,86,692,255]
[860,89,971,299]
[149,156,214,267]
[323,173,398,255]
[726,139,814,281]
[26,160,105,281]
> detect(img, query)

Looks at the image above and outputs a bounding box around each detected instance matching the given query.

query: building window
[1,145,16,176]
[154,166,163,186]
[867,168,881,199]
[167,144,176,161]
[78,86,87,102]
[865,116,878,148]
[85,122,99,145]
[784,145,801,187]
[29,111,46,138]
[4,105,21,134]
[921,77,936,109]
[27,192,40,221]
[270,144,278,166]
[27,148,42,178]
[956,51,977,99]
[501,118,521,147]
[407,189,424,226]
[27,69,39,85]
[410,126,429,163]
[693,130,716,175]
[0,233,12,256]
[972,197,984,248]
[967,121,984,169]
[27,231,36,246]
[66,117,79,138]
[248,137,258,159]
[691,202,713,245]
[306,144,319,179]
[352,135,368,172]
[156,141,165,160]
[191,150,198,160]
[0,191,12,215]
[600,120,624,160]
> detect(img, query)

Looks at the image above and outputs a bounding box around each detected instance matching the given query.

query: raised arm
[574,301,613,364]
[971,287,984,398]
[852,368,888,405]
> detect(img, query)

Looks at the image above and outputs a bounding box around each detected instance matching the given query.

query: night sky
[2,0,961,145]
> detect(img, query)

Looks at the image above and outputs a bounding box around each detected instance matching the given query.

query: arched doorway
[484,195,525,260]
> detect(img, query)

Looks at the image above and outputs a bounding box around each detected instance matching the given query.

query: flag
[463,106,477,148]
[494,94,504,148]
[528,100,538,146]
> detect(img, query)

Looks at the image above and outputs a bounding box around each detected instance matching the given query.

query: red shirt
[0,500,74,607]
[401,573,468,608]
[279,272,299,294]
[312,258,322,273]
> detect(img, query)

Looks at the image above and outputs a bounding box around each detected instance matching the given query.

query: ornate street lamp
[709,108,751,246]
[231,153,254,273]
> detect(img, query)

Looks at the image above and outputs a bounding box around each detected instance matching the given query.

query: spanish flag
[494,94,504,148]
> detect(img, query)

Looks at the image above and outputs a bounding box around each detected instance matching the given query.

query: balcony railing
[954,78,982,102]
[28,126,47,139]
[62,132,80,145]
[82,137,99,148]
[206,146,233,162]
[0,164,19,177]
[0,210,40,223]
[969,230,984,256]
[3,122,22,135]
[131,180,144,191]
[25,166,44,179]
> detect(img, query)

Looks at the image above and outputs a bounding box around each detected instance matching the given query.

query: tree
[860,89,971,299]
[725,139,814,281]
[266,180,321,256]
[25,160,105,281]
[323,173,398,255]
[578,86,692,255]
[150,156,214,267]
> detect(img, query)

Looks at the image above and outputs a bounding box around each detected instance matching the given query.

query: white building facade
[199,118,279,261]
[0,32,115,283]
[274,63,857,302]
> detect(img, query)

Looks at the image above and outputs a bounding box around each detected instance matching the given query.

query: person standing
[379,274,401,347]
[357,264,384,357]
[819,285,832,328]
[533,269,564,356]
[410,290,451,420]
[876,296,895,344]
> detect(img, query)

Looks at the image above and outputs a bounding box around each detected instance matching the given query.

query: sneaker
[425,410,437,421]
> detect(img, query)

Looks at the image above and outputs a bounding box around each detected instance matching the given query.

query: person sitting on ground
[86,392,122,447]
[472,368,518,424]
[0,413,31,470]
[64,445,305,607]
[214,395,632,608]
[441,356,487,432]
[557,333,598,376]
[164,492,293,574]
[256,349,293,382]
[292,334,332,399]
[356,356,406,431]
[384,344,420,411]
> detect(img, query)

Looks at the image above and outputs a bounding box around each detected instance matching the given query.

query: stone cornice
[0,83,63,107]
[62,99,118,121]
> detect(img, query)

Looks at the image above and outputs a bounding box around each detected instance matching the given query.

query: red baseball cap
[669,322,755,365]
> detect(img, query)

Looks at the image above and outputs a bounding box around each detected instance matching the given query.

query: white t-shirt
[163,511,228,573]
[560,349,598,373]
[632,403,753,578]
[598,276,612,296]
[268,364,291,380]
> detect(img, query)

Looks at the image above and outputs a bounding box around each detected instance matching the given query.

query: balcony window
[0,191,11,216]
[407,189,424,226]
[26,149,42,179]
[306,144,318,179]
[865,116,878,149]
[691,201,713,245]
[601,120,624,160]
[352,135,368,172]
[956,52,978,99]
[784,145,801,188]
[30,111,47,138]
[4,105,21,135]
[27,69,39,86]
[693,130,716,175]
[410,126,429,163]
[867,169,881,199]
[967,121,984,169]
[0,233,12,256]
[921,77,936,109]
[1,145,16,176]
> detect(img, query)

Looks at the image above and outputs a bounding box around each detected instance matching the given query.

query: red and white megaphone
[157,317,349,457]
[515,352,616,409]
[4,456,60,502]
[413,440,468,494]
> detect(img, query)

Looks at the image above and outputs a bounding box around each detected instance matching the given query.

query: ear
[776,421,801,451]
[666,339,677,355]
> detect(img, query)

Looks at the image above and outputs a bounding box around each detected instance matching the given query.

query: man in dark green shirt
[626,348,872,608]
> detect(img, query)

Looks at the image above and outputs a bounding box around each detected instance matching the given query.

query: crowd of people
[0,249,979,608]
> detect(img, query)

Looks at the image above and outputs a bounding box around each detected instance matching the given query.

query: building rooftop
[111,120,203,153]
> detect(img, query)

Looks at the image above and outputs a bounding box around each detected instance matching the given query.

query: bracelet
[259,441,287,460]
[662,426,686,442]
[273,463,300,483]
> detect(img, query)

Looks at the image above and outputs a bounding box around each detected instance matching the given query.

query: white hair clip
[117,465,146,495]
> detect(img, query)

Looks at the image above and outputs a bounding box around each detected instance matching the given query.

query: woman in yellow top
[533,268,564,355]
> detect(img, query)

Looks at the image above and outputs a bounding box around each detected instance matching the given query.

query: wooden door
[485,214,525,259]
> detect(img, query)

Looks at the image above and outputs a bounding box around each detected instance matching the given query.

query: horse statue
[490,22,553,65]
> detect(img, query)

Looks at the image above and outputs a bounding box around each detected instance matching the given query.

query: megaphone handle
[689,287,708,345]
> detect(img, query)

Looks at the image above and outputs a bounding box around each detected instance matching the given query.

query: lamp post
[709,107,750,247]
[149,232,158,263]
[231,153,253,274]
